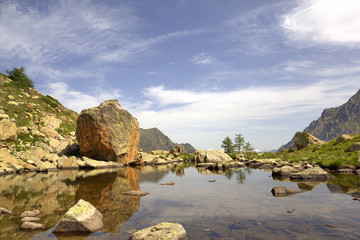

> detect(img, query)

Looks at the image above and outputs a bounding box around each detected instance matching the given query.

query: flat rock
[20,209,41,218]
[160,182,175,185]
[21,217,41,223]
[195,150,232,163]
[290,167,335,181]
[271,186,304,197]
[53,199,103,234]
[130,222,187,240]
[77,156,123,169]
[21,222,45,231]
[122,190,149,197]
[0,207,13,214]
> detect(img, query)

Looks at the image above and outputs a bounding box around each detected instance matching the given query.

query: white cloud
[192,53,216,65]
[281,0,360,47]
[46,82,121,113]
[130,81,359,150]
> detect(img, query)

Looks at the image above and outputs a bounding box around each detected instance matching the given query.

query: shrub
[6,67,34,89]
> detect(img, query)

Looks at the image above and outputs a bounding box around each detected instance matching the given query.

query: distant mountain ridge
[139,128,196,153]
[279,89,360,151]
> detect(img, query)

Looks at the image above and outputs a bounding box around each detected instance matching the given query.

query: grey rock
[21,222,45,231]
[271,186,304,197]
[130,222,187,240]
[20,209,41,218]
[122,190,149,197]
[21,217,41,223]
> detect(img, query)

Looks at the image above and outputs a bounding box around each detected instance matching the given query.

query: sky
[1,0,360,151]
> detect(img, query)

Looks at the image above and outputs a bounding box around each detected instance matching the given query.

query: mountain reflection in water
[0,164,359,239]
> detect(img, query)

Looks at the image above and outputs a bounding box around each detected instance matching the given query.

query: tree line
[221,133,254,153]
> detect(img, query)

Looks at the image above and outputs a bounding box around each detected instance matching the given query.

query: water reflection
[0,165,360,239]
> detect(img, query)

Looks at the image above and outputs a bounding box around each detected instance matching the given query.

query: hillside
[139,128,196,153]
[0,72,78,155]
[279,89,360,151]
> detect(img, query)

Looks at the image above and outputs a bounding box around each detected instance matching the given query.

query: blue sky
[1,0,360,151]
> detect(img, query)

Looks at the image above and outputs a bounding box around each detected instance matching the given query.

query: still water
[0,163,359,239]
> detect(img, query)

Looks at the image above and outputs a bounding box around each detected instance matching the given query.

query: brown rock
[336,134,351,144]
[195,150,232,163]
[122,190,149,197]
[41,115,61,129]
[0,207,13,214]
[53,199,103,234]
[0,118,18,142]
[20,147,46,162]
[294,131,325,150]
[271,186,304,197]
[290,167,335,181]
[76,99,140,164]
[130,222,187,240]
[57,156,79,169]
[0,149,37,173]
[170,145,184,155]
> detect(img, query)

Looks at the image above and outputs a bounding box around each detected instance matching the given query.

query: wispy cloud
[281,0,360,47]
[47,82,122,113]
[192,53,216,65]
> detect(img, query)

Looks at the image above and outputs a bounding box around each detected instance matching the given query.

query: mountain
[279,89,360,151]
[139,128,196,153]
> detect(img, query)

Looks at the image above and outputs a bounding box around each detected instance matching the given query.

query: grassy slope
[261,133,360,169]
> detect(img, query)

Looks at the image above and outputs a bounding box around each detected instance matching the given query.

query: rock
[7,95,15,100]
[20,147,46,162]
[0,207,13,214]
[21,222,45,231]
[235,153,245,160]
[170,145,184,156]
[336,134,352,144]
[77,156,122,169]
[151,156,171,165]
[49,138,60,149]
[151,150,170,155]
[44,153,59,163]
[0,118,18,141]
[20,209,41,218]
[20,217,41,223]
[76,99,140,164]
[356,169,360,176]
[40,126,59,139]
[53,199,103,234]
[59,143,80,156]
[271,186,304,197]
[208,180,216,182]
[0,149,37,173]
[294,131,325,150]
[8,101,18,105]
[0,113,9,119]
[129,222,187,240]
[122,190,149,197]
[349,142,360,152]
[41,115,61,129]
[138,152,157,164]
[57,156,79,169]
[160,181,175,185]
[195,150,232,163]
[272,165,300,177]
[290,167,335,181]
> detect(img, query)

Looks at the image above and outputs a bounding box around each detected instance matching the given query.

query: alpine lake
[0,163,359,240]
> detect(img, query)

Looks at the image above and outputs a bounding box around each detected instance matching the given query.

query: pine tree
[234,133,245,153]
[6,66,34,89]
[221,136,234,153]
[244,142,254,152]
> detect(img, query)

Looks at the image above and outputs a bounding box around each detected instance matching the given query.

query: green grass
[178,153,196,161]
[261,134,360,169]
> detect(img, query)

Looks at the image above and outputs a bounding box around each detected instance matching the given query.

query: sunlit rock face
[76,99,140,164]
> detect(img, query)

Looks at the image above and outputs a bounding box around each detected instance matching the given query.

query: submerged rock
[53,199,103,234]
[271,186,304,197]
[76,99,140,164]
[122,190,149,197]
[130,222,187,240]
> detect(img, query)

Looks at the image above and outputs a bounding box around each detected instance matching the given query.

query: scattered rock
[122,190,149,197]
[20,209,41,218]
[271,186,304,197]
[57,156,79,169]
[53,199,103,234]
[170,145,184,156]
[294,131,325,150]
[151,150,169,155]
[21,222,45,231]
[129,222,187,240]
[20,147,46,162]
[160,182,175,185]
[0,118,18,141]
[20,217,41,223]
[40,126,59,139]
[272,165,300,177]
[41,115,61,129]
[0,207,13,214]
[76,99,140,164]
[349,142,360,152]
[287,209,296,213]
[208,180,216,182]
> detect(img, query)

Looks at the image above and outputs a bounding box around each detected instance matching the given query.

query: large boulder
[170,145,184,156]
[294,131,325,150]
[0,118,18,142]
[348,142,360,152]
[76,99,140,164]
[53,199,103,234]
[195,150,232,163]
[336,134,352,144]
[289,167,335,181]
[130,222,187,240]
